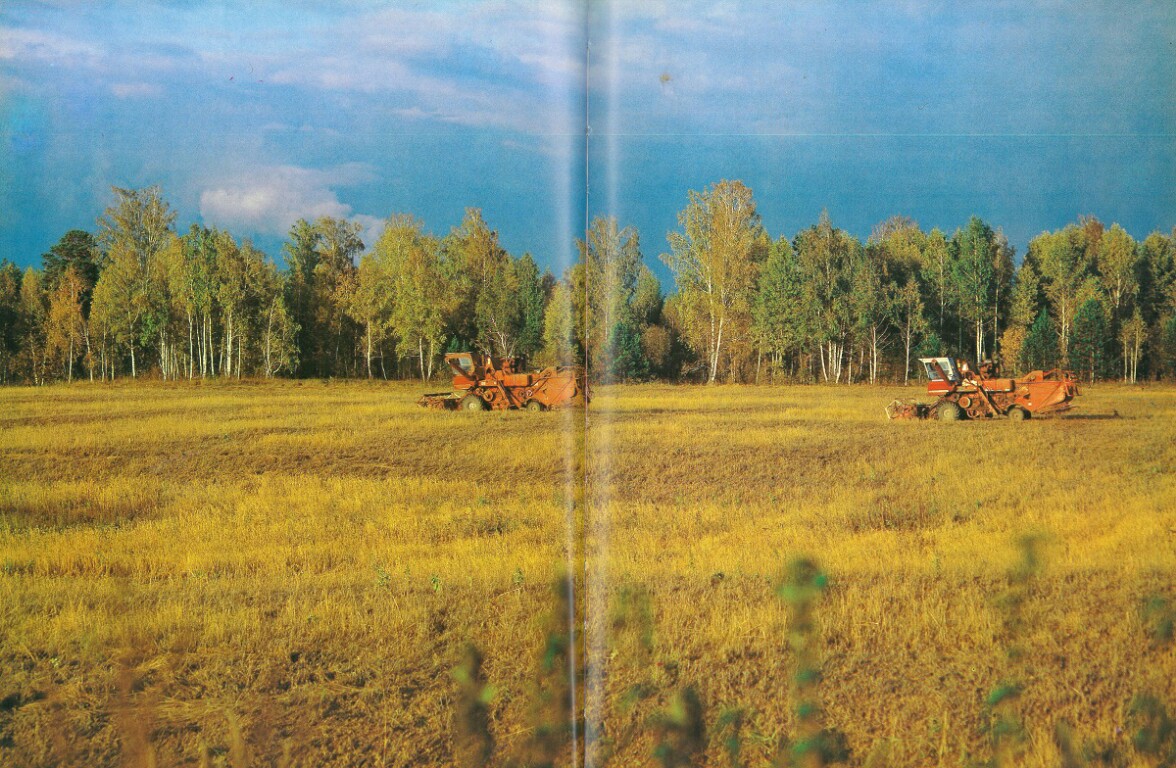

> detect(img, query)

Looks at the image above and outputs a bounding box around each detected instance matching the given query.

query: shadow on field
[1058,412,1122,421]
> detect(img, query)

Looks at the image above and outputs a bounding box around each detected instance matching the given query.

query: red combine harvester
[418,352,587,412]
[886,357,1079,421]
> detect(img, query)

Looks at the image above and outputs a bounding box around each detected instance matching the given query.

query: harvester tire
[938,402,963,421]
[461,394,486,412]
[1008,406,1030,421]
[525,399,545,412]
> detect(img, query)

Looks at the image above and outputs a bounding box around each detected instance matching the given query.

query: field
[1,380,1174,767]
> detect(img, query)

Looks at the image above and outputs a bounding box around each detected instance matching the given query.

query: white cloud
[0,27,105,64]
[256,2,584,135]
[352,214,386,252]
[198,164,377,241]
[111,82,162,99]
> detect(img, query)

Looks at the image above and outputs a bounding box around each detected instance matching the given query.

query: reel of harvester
[885,399,933,420]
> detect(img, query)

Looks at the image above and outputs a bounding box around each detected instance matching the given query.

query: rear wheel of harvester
[461,394,486,412]
[525,399,545,412]
[938,401,963,421]
[1008,406,1030,421]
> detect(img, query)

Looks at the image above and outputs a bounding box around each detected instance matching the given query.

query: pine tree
[1021,309,1057,372]
[1068,298,1111,383]
[607,308,650,383]
[41,229,99,303]
[0,262,22,383]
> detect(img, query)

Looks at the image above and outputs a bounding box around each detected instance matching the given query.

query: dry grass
[1,380,1174,766]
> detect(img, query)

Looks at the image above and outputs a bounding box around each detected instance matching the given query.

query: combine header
[418,352,587,412]
[886,357,1079,421]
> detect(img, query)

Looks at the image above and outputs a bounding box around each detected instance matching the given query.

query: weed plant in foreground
[0,380,1173,766]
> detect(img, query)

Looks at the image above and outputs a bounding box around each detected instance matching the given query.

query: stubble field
[1,380,1174,767]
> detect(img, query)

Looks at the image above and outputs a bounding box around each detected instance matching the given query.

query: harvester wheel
[1008,406,1030,421]
[461,394,486,412]
[525,399,545,412]
[938,402,963,421]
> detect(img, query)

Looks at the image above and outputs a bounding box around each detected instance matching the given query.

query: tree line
[1,182,1174,386]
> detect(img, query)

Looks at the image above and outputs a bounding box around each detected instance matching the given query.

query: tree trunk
[187,311,194,380]
[366,322,373,379]
[85,327,93,382]
[264,302,274,378]
[710,314,725,385]
[904,315,912,385]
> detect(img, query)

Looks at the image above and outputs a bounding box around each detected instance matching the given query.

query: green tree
[922,228,953,348]
[792,211,858,382]
[870,217,931,383]
[342,252,393,378]
[258,264,300,378]
[377,215,446,380]
[1021,309,1058,372]
[1140,231,1175,325]
[1069,297,1111,383]
[94,186,177,377]
[991,231,1016,361]
[475,255,529,358]
[950,217,997,362]
[1120,309,1147,384]
[1096,224,1141,380]
[580,217,644,378]
[442,208,509,350]
[283,218,321,376]
[1097,224,1139,319]
[664,180,767,384]
[18,269,48,384]
[607,306,650,382]
[41,229,99,305]
[0,261,24,383]
[631,265,664,327]
[753,237,805,381]
[1031,224,1098,364]
[1159,314,1176,379]
[514,254,548,360]
[999,262,1041,375]
[313,217,363,377]
[45,266,88,381]
[849,245,895,383]
[541,280,577,366]
[892,277,928,384]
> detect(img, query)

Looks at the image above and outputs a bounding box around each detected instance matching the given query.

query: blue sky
[2,1,1173,283]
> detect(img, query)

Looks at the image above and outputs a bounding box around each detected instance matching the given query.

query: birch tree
[378,215,446,380]
[663,180,766,384]
[46,266,88,382]
[950,217,997,363]
[579,217,642,374]
[1097,224,1140,379]
[793,211,857,382]
[18,269,48,384]
[95,186,176,377]
[1031,225,1097,365]
[343,253,393,378]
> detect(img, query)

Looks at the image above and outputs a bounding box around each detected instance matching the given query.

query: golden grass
[1,380,1174,766]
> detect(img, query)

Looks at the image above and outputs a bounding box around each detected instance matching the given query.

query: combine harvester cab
[886,357,1078,421]
[418,352,588,412]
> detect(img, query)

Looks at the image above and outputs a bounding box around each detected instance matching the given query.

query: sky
[2,0,1174,284]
